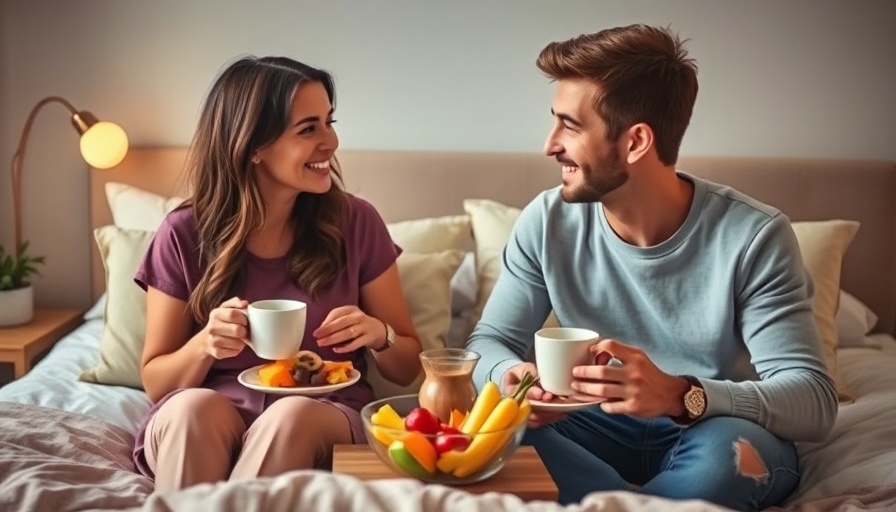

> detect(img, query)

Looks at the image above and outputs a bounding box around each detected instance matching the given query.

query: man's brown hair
[537,24,698,165]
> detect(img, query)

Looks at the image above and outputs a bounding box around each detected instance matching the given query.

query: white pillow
[83,293,107,321]
[836,290,879,348]
[450,252,477,316]
[105,182,184,232]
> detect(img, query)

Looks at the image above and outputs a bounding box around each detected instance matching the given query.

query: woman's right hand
[201,296,250,359]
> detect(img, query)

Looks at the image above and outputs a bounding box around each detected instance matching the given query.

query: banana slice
[295,350,324,372]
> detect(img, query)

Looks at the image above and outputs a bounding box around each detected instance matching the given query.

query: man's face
[543,79,628,203]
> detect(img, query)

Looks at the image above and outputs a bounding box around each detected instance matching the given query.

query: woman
[132,55,421,491]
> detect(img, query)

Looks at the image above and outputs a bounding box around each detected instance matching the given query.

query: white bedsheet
[0,318,150,432]
[788,334,896,505]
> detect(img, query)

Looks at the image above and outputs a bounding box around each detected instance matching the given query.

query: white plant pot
[0,285,34,327]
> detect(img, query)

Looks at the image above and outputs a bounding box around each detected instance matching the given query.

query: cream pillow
[366,250,465,399]
[105,182,183,232]
[463,199,559,334]
[80,226,154,388]
[387,215,472,253]
[791,219,860,402]
[463,199,523,329]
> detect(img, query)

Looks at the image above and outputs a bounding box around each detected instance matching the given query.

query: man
[465,24,837,510]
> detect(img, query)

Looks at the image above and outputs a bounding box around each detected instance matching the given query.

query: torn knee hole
[733,438,768,481]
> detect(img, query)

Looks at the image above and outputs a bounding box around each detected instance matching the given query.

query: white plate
[529,397,603,413]
[237,364,361,395]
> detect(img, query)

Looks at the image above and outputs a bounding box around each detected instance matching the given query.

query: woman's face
[253,81,339,201]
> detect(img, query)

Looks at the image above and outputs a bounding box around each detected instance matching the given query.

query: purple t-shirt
[131,194,398,477]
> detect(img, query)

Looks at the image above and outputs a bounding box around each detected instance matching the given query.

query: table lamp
[10,96,129,250]
[1,96,128,327]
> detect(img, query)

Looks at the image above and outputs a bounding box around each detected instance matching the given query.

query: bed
[1,148,894,512]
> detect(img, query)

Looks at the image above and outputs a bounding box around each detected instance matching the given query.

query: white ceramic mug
[534,327,600,396]
[244,299,307,360]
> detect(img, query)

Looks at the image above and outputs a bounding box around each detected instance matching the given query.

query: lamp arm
[10,96,79,250]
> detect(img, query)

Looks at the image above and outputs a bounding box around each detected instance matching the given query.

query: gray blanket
[0,402,153,512]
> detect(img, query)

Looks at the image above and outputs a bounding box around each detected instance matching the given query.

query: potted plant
[0,242,46,327]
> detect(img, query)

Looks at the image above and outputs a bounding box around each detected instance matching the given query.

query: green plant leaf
[0,241,46,289]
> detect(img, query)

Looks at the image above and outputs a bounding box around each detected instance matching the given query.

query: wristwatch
[372,322,396,352]
[675,375,707,425]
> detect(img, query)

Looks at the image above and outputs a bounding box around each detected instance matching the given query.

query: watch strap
[372,321,395,352]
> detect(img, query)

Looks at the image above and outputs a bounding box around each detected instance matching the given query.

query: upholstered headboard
[88,148,896,335]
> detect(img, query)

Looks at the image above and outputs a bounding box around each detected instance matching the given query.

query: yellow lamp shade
[79,121,129,169]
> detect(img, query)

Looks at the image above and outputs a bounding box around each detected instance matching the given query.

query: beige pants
[144,388,353,492]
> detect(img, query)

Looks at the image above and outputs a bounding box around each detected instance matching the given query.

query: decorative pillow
[387,213,476,318]
[463,199,559,335]
[836,289,880,349]
[80,226,155,388]
[463,199,523,329]
[386,215,471,253]
[83,293,107,321]
[366,250,465,399]
[449,252,477,316]
[791,220,860,402]
[105,182,183,232]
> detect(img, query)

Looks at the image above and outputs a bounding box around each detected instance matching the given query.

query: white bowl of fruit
[360,373,536,484]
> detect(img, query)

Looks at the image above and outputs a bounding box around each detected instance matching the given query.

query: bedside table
[0,308,83,378]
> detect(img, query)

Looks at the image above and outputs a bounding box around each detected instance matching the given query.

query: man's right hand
[503,362,568,428]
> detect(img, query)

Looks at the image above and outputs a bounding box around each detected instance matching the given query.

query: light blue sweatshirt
[466,172,838,442]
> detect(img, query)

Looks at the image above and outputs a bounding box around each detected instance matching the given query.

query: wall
[0,0,894,309]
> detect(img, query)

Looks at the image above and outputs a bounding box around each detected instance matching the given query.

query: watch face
[684,387,706,418]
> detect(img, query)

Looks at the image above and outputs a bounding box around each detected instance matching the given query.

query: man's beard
[561,147,629,203]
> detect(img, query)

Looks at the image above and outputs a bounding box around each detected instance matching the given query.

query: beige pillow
[366,250,465,399]
[791,219,860,403]
[387,215,472,253]
[80,226,154,388]
[463,199,523,328]
[463,199,559,334]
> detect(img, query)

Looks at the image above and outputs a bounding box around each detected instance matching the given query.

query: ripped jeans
[523,408,800,511]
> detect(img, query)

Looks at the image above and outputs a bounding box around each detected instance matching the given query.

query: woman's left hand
[313,305,384,353]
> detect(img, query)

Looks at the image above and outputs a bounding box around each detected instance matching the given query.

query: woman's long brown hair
[183,56,349,323]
